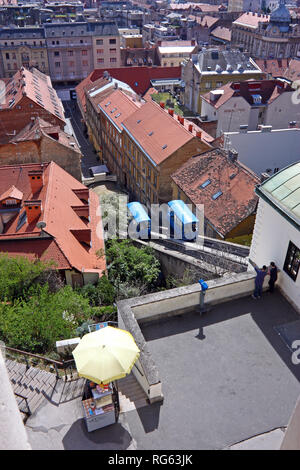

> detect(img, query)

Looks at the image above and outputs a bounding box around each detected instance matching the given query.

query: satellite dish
[36,221,46,230]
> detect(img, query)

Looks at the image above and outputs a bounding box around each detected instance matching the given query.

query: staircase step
[24,367,41,380]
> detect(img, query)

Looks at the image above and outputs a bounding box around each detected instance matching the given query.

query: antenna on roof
[36,221,46,230]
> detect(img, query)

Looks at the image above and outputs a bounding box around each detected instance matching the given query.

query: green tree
[78,275,116,307]
[0,284,92,353]
[105,239,161,289]
[0,254,55,301]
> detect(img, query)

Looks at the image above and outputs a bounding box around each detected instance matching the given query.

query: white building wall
[224,128,300,176]
[217,96,251,137]
[265,92,299,129]
[201,99,217,121]
[250,198,300,312]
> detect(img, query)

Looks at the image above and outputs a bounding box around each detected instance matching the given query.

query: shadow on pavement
[136,401,162,433]
[62,419,132,450]
[142,291,300,383]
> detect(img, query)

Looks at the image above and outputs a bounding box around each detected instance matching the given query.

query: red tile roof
[233,12,270,28]
[2,67,65,123]
[98,89,141,131]
[255,59,290,78]
[202,79,292,109]
[0,185,23,202]
[122,100,209,166]
[171,148,259,237]
[0,162,106,275]
[10,117,80,153]
[211,26,231,42]
[76,66,181,114]
[282,58,300,82]
[188,14,219,28]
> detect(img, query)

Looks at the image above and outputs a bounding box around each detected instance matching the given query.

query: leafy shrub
[78,275,115,307]
[0,285,92,353]
[0,254,55,302]
[105,240,161,288]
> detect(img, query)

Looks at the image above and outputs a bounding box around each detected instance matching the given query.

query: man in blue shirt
[252,264,268,299]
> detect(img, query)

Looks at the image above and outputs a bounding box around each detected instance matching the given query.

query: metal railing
[14,392,31,419]
[5,346,76,381]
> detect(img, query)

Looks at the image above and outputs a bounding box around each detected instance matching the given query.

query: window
[283,241,300,281]
[97,58,104,64]
[54,51,60,56]
[109,38,116,44]
[5,53,9,60]
[205,82,211,89]
[82,50,88,56]
[110,58,117,63]
[82,60,88,66]
[216,81,222,87]
[212,190,223,200]
[97,49,104,54]
[55,62,61,68]
[96,39,103,45]
[200,179,211,189]
[68,51,74,56]
[109,48,116,53]
[69,61,75,67]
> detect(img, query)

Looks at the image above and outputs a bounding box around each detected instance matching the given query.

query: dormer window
[5,198,17,205]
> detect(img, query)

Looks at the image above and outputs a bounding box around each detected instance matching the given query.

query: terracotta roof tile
[171,148,259,237]
[0,185,23,202]
[2,67,65,124]
[76,66,182,113]
[210,26,231,42]
[122,100,196,166]
[98,89,141,131]
[11,117,80,153]
[202,79,292,109]
[255,59,290,77]
[0,162,106,274]
[233,12,270,28]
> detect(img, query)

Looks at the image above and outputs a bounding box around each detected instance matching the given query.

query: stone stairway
[118,373,148,413]
[5,359,59,421]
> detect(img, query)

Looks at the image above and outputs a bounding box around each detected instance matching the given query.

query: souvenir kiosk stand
[82,380,120,432]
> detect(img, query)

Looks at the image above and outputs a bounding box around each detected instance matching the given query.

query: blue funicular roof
[127,202,150,223]
[168,200,198,224]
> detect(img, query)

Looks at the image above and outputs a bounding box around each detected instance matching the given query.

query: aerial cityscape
[0,0,299,454]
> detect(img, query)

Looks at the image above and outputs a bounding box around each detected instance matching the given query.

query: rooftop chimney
[159,101,165,108]
[260,172,270,183]
[168,108,174,116]
[28,169,44,195]
[188,124,193,132]
[24,200,42,224]
[196,131,202,139]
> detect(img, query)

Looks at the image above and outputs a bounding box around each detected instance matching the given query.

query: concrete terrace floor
[125,291,300,450]
[25,291,300,450]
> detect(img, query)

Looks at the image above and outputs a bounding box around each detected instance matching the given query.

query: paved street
[63,100,99,178]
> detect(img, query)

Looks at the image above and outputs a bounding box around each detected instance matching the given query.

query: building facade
[0,67,65,144]
[231,3,300,59]
[201,79,298,137]
[181,48,264,114]
[44,22,120,83]
[121,101,212,207]
[0,27,49,78]
[249,161,300,312]
[157,40,197,68]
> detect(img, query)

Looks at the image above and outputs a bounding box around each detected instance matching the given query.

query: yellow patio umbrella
[72,326,140,384]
